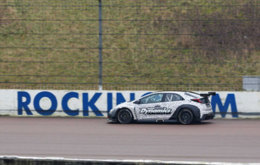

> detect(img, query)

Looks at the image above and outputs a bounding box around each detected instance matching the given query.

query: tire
[117,109,133,124]
[178,109,194,125]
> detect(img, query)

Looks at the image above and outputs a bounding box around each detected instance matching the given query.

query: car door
[162,93,185,120]
[135,93,171,121]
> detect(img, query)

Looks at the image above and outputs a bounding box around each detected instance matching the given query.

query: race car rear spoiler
[187,91,216,98]
[199,92,216,97]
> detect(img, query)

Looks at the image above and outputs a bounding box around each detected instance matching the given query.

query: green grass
[0,0,259,90]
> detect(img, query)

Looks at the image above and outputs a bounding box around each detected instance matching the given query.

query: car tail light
[191,98,203,103]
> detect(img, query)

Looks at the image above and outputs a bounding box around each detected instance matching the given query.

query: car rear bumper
[201,113,214,120]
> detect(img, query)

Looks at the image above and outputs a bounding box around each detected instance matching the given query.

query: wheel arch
[115,107,136,120]
[116,107,135,124]
[170,104,200,121]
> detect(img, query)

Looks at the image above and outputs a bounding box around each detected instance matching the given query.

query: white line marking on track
[0,155,259,165]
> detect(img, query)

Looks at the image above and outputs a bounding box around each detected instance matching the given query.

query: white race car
[108,91,215,125]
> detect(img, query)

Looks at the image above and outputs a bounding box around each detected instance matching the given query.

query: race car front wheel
[117,109,133,124]
[178,109,194,125]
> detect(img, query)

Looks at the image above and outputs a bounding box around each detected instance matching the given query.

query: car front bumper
[107,112,117,123]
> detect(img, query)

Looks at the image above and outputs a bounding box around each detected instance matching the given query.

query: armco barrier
[0,90,260,118]
[0,156,250,165]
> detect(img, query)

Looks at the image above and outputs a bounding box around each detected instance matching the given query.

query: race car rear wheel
[117,109,133,124]
[178,109,194,125]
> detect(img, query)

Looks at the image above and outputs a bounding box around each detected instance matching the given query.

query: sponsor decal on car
[139,107,172,115]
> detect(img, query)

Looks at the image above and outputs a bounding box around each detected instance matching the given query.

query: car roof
[152,91,185,94]
[150,91,200,98]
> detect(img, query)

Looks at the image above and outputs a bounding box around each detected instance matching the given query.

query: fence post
[98,0,103,90]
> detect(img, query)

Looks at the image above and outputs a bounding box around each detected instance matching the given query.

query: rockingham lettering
[17,91,238,118]
[211,94,238,117]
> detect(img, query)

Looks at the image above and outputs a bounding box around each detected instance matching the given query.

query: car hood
[115,101,134,109]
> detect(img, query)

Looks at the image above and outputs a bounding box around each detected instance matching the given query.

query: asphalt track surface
[0,117,260,163]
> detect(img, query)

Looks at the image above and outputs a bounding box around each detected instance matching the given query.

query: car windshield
[140,93,163,104]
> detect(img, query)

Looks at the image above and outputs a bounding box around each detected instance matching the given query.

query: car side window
[164,93,183,102]
[140,94,164,104]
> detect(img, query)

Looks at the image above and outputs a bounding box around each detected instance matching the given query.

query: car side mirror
[134,100,140,104]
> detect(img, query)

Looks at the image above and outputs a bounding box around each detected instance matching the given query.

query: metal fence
[0,0,259,91]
